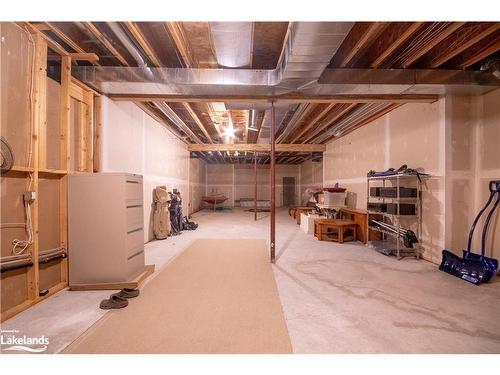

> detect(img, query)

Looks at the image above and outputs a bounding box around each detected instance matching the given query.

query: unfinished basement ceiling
[26,21,500,164]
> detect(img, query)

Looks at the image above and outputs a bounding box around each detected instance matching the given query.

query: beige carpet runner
[64,239,292,353]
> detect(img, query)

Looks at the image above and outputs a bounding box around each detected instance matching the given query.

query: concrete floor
[2,208,500,353]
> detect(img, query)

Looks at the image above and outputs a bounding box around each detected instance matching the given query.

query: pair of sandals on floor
[99,288,140,310]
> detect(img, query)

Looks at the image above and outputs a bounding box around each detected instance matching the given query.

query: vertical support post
[28,33,47,300]
[93,96,103,172]
[254,151,257,221]
[59,55,71,284]
[270,101,276,263]
[83,91,94,172]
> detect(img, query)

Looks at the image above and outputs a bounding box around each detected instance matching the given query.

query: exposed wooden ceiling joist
[182,103,214,143]
[426,23,500,68]
[301,103,357,144]
[81,22,129,66]
[288,104,334,143]
[123,22,163,67]
[370,22,424,68]
[321,103,402,143]
[457,39,500,69]
[400,22,465,68]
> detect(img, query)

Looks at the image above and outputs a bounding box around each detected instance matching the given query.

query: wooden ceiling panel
[177,22,218,68]
[252,22,289,69]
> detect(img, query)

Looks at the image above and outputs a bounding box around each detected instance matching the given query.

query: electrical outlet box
[23,190,36,202]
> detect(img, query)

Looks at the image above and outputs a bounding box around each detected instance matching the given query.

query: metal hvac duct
[72,22,354,96]
[210,22,253,68]
[71,22,500,98]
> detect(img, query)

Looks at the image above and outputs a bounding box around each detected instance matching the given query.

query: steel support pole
[270,101,276,263]
[254,151,257,221]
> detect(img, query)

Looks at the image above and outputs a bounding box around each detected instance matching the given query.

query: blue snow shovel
[462,180,500,283]
[439,180,500,285]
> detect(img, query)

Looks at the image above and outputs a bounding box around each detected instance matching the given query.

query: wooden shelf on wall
[39,168,68,175]
[8,165,35,173]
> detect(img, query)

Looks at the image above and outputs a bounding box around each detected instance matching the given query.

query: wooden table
[293,207,317,225]
[314,219,357,243]
[338,207,371,243]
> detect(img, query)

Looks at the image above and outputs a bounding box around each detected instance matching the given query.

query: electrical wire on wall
[10,24,36,256]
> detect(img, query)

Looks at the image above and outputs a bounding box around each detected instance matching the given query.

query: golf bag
[169,189,183,235]
[153,186,171,239]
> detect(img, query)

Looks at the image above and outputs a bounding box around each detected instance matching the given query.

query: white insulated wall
[324,99,446,263]
[99,97,200,242]
[324,90,500,265]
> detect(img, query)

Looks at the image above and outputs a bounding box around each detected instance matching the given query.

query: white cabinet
[68,173,145,285]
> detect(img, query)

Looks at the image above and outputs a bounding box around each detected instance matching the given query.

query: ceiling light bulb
[224,125,235,138]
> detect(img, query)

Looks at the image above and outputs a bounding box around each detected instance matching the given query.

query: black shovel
[439,180,500,285]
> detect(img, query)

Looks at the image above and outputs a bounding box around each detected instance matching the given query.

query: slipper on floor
[112,288,140,299]
[99,295,129,310]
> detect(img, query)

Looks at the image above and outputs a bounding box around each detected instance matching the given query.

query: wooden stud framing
[84,91,95,172]
[27,33,47,301]
[93,96,103,172]
[59,55,72,284]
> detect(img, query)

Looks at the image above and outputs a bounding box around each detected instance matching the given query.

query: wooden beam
[370,22,424,68]
[401,22,465,68]
[69,53,99,62]
[187,144,326,152]
[109,94,439,104]
[429,23,500,68]
[124,22,162,67]
[182,103,213,143]
[81,22,129,66]
[288,104,334,143]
